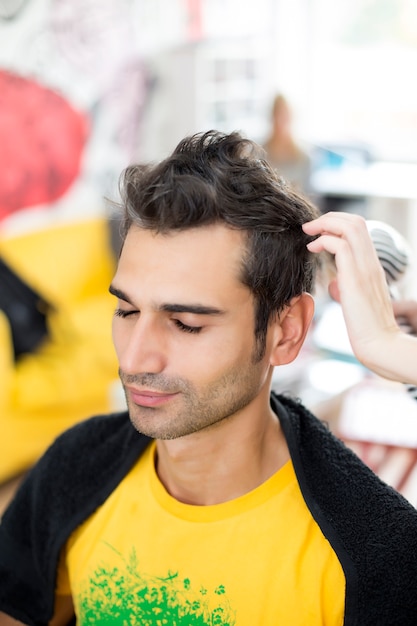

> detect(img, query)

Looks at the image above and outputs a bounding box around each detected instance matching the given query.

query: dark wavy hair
[118,130,320,358]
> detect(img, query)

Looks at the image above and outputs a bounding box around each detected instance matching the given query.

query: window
[300,0,417,162]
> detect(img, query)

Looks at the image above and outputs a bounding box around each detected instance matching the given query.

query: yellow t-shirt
[57,443,345,625]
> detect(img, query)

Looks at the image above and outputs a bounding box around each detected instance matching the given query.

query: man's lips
[125,386,179,407]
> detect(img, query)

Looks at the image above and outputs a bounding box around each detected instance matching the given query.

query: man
[0,130,416,625]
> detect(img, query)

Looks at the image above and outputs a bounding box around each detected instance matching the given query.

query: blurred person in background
[263,93,312,195]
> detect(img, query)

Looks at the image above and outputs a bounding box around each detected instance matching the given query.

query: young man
[0,131,416,626]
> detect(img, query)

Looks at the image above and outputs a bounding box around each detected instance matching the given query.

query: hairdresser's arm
[303,211,417,385]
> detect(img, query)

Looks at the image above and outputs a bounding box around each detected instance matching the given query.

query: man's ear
[269,293,315,366]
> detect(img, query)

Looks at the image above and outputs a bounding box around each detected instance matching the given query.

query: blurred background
[1,0,417,507]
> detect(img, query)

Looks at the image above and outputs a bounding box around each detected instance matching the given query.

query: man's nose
[117,315,167,375]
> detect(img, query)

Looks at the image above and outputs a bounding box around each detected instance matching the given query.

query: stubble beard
[120,357,266,440]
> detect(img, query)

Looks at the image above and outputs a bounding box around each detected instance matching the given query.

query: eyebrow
[109,285,224,316]
[109,285,134,304]
[160,303,224,316]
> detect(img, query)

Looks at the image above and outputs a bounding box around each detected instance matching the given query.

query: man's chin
[127,411,180,440]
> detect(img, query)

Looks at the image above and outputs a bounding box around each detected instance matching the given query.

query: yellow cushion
[0,218,115,305]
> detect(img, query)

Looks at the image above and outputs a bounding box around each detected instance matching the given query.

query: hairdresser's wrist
[355,328,417,385]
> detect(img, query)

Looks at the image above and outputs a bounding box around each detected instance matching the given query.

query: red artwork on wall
[0,69,89,220]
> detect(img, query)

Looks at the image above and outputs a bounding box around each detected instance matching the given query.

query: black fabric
[0,257,51,359]
[1,393,417,625]
[274,393,417,626]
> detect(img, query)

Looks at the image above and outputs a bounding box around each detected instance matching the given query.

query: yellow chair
[0,218,120,483]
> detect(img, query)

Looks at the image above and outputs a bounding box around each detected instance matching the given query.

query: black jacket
[1,392,417,625]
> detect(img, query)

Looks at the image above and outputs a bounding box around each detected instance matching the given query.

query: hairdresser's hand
[303,212,417,384]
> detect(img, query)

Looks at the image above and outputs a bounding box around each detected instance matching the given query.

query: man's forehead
[115,224,251,304]
[121,223,246,260]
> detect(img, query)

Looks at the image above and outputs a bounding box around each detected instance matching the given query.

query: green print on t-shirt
[77,544,236,625]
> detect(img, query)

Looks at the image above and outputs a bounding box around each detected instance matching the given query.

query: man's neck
[155,406,289,506]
